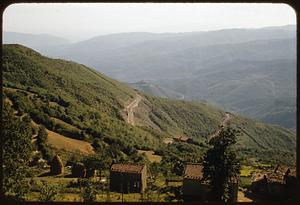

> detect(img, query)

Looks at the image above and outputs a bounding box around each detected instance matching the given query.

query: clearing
[46,129,94,155]
[137,150,162,163]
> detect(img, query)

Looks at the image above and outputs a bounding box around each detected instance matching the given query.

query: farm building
[110,163,147,193]
[250,165,296,199]
[182,163,238,202]
[182,163,211,200]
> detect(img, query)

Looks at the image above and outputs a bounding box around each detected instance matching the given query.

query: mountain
[2,44,296,165]
[38,25,296,80]
[23,25,294,130]
[154,57,297,129]
[3,31,71,53]
[128,80,185,100]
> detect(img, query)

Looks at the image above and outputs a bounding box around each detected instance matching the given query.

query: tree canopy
[2,103,33,200]
[203,126,240,202]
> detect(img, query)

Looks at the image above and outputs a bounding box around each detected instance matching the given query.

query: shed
[182,163,238,202]
[110,163,147,193]
[182,163,211,200]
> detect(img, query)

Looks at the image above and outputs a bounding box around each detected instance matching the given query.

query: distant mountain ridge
[3,25,296,129]
[3,31,71,53]
[2,44,296,165]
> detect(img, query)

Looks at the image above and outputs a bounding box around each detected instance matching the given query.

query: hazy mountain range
[3,44,296,165]
[3,25,296,129]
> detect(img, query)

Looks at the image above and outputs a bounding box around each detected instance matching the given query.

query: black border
[0,0,299,204]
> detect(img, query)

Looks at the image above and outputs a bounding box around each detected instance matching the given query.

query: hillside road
[125,94,142,126]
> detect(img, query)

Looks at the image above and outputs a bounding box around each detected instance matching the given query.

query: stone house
[182,163,238,202]
[110,163,147,193]
[182,163,211,200]
[250,165,296,199]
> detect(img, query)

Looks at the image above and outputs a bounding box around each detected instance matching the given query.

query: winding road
[125,94,142,126]
[207,112,232,141]
[125,94,233,142]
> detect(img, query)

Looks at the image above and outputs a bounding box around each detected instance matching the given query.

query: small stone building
[110,163,147,193]
[182,163,238,202]
[250,165,296,199]
[50,154,64,175]
[182,163,211,200]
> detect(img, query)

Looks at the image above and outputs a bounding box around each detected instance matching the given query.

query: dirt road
[208,112,232,141]
[125,94,142,126]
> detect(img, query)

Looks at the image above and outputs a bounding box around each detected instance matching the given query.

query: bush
[79,179,98,202]
[39,183,60,202]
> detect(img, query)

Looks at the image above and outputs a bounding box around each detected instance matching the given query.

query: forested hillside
[2,44,296,166]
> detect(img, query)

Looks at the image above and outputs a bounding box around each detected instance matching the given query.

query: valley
[2,44,296,202]
[6,25,295,130]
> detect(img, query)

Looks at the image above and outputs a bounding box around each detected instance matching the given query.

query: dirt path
[208,112,232,141]
[125,94,142,126]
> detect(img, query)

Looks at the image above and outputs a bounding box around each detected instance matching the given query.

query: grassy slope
[2,44,296,164]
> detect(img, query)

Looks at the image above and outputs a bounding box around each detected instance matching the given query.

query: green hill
[2,44,296,165]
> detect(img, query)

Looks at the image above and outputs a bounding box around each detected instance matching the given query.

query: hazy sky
[3,3,296,42]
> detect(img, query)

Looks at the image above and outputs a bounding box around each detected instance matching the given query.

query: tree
[79,179,98,202]
[37,125,47,146]
[2,103,34,200]
[203,126,240,202]
[39,183,60,201]
[36,125,53,161]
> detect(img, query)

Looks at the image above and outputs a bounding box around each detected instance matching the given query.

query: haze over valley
[3,3,297,202]
[4,25,296,130]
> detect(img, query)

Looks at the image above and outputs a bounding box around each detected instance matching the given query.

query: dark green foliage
[2,103,33,200]
[29,109,54,130]
[2,44,296,167]
[78,179,100,202]
[145,95,224,139]
[203,126,240,202]
[36,125,53,161]
[39,183,60,201]
[37,126,47,145]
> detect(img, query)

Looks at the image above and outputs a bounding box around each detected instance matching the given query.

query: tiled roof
[111,163,145,174]
[183,163,203,180]
[252,166,296,184]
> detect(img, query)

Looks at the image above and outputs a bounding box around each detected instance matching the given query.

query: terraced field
[46,129,94,155]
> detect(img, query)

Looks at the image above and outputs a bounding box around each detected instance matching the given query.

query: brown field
[137,150,162,163]
[46,129,94,155]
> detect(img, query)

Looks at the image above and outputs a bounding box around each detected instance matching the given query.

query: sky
[3,3,296,42]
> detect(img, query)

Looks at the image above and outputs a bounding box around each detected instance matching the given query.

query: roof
[110,163,145,174]
[252,165,296,184]
[183,163,203,180]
